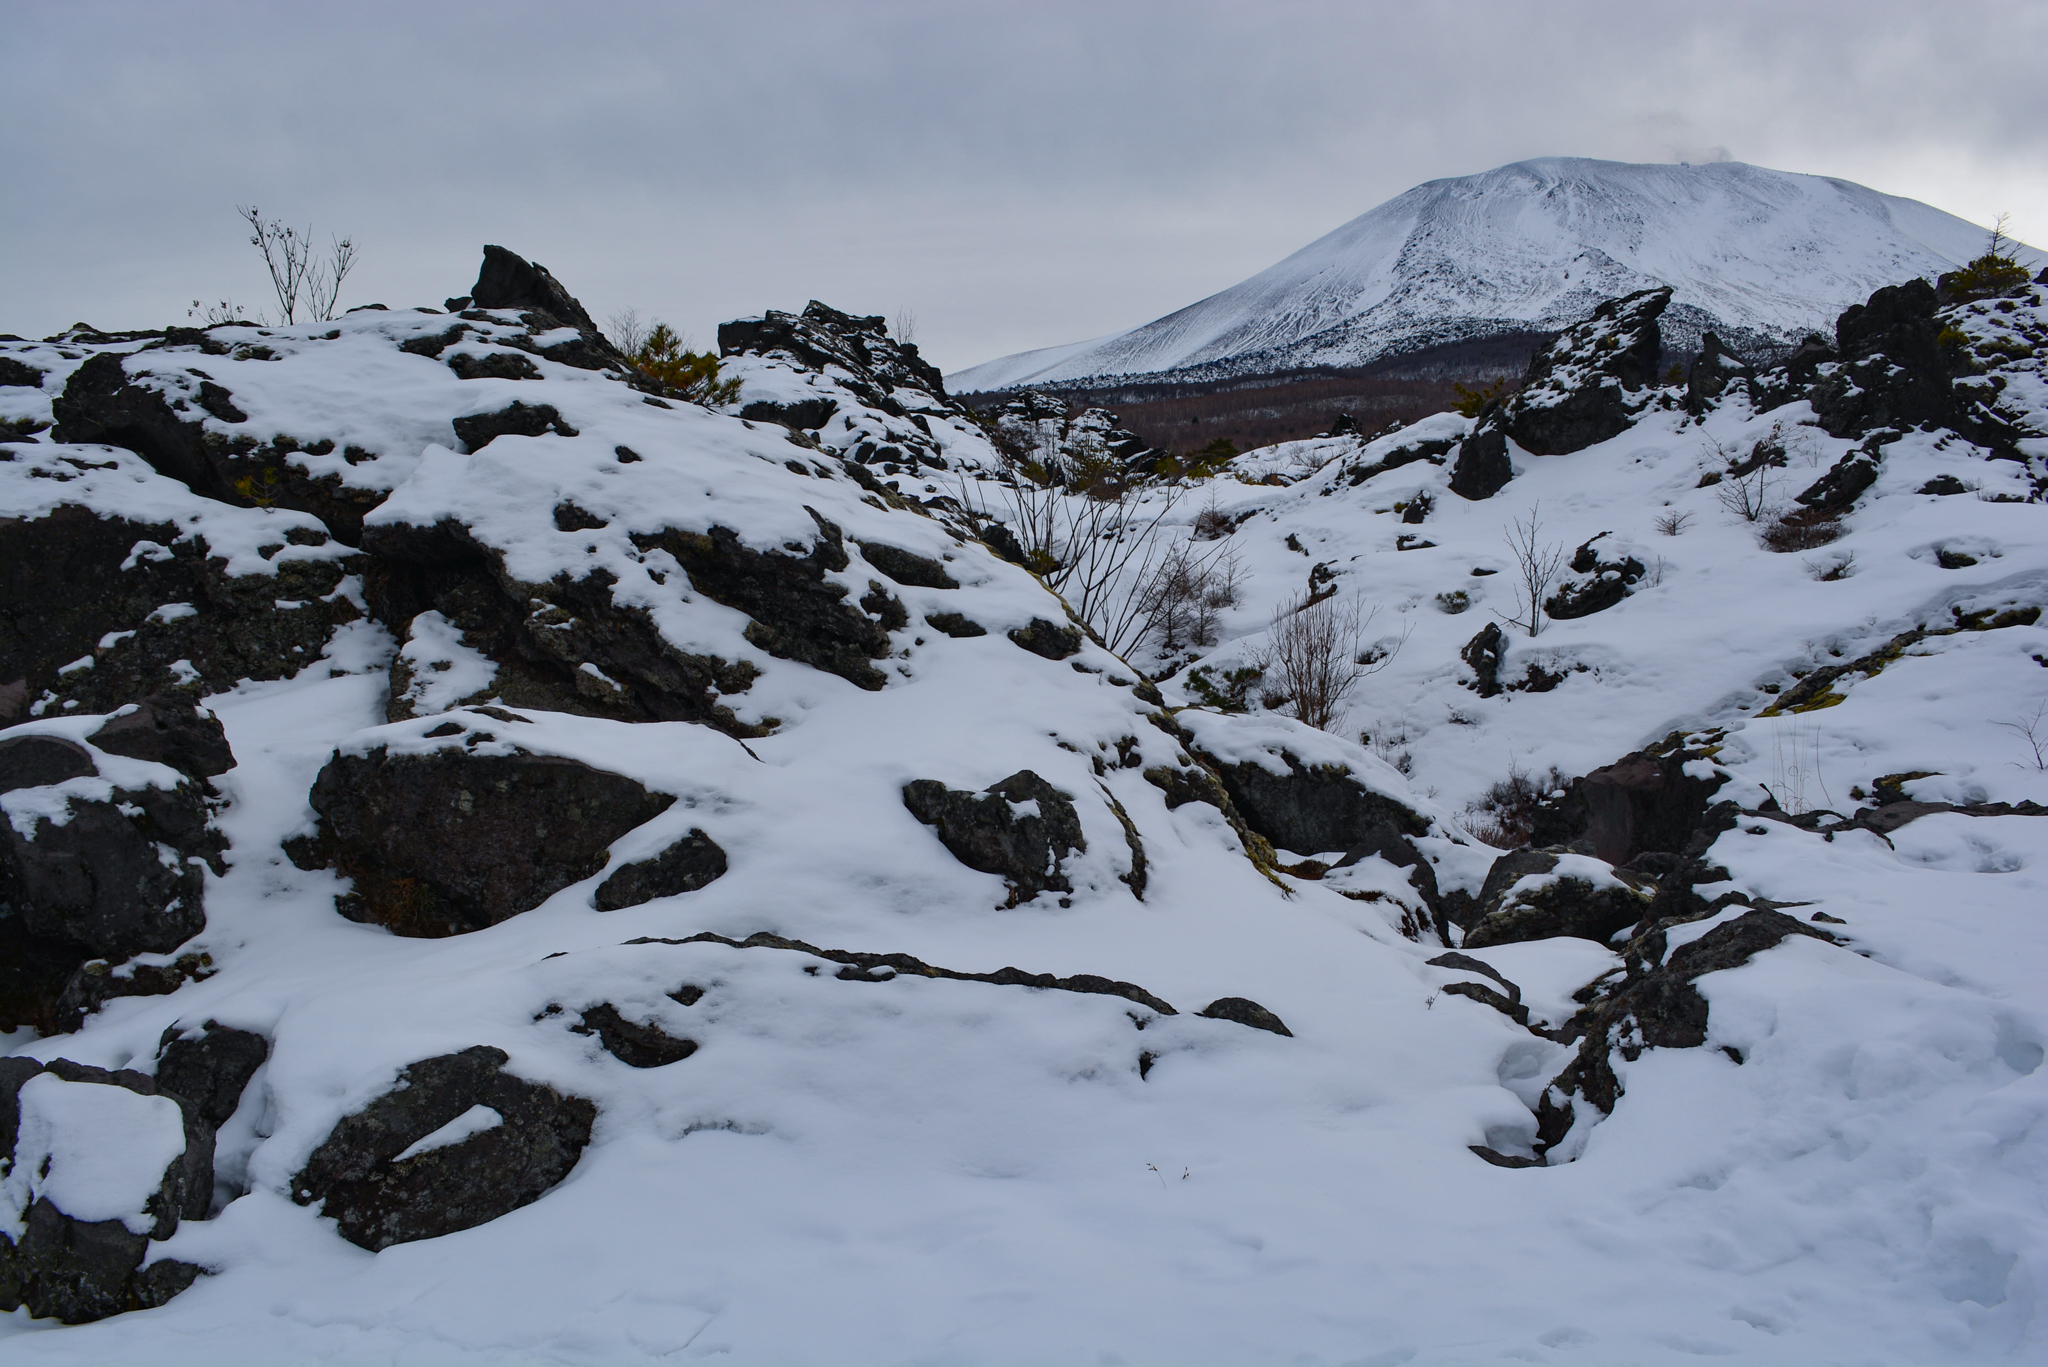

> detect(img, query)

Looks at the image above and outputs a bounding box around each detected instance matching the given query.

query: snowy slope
[1,261,2046,1365]
[952,157,2040,390]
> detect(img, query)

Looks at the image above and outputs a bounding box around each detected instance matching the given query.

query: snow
[950,156,2044,389]
[2,271,2046,1364]
[2,1075,186,1236]
[392,1105,503,1162]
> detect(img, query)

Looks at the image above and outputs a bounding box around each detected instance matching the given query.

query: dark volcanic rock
[1528,738,1728,867]
[1534,910,1835,1157]
[292,1046,595,1251]
[572,1003,698,1068]
[634,514,897,690]
[1459,849,1652,949]
[592,829,728,911]
[0,727,223,1033]
[0,504,358,720]
[720,301,948,411]
[1811,278,1955,439]
[1007,617,1083,660]
[740,397,839,430]
[452,400,577,451]
[470,245,602,335]
[363,520,766,735]
[0,1059,212,1322]
[1198,997,1293,1037]
[1794,445,1883,512]
[155,1021,269,1129]
[88,695,235,781]
[1198,747,1427,859]
[902,770,1086,905]
[1447,421,1514,501]
[0,736,96,791]
[296,743,675,936]
[50,356,384,543]
[1506,288,1670,456]
[924,612,987,639]
[1544,532,1644,621]
[447,351,542,382]
[857,541,958,589]
[1685,331,1755,417]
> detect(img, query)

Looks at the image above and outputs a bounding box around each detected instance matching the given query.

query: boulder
[292,1046,595,1251]
[362,520,767,735]
[469,245,603,335]
[1505,288,1670,456]
[294,741,675,936]
[592,829,728,911]
[0,504,358,720]
[451,400,577,451]
[1460,621,1507,697]
[857,542,959,590]
[1459,850,1654,948]
[88,695,235,782]
[1447,422,1514,500]
[1007,617,1083,660]
[902,770,1086,906]
[571,1003,698,1068]
[721,301,949,412]
[0,1059,212,1322]
[1794,444,1883,512]
[1198,997,1293,1037]
[1543,532,1644,621]
[50,357,384,544]
[632,514,899,690]
[154,1021,269,1129]
[0,726,223,1034]
[1684,331,1755,417]
[1528,738,1728,866]
[1810,278,1956,439]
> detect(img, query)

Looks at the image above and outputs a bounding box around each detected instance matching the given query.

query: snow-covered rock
[1,244,2045,1364]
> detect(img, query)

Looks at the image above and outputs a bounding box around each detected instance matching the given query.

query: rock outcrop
[292,1046,594,1250]
[1,720,225,1034]
[293,738,675,936]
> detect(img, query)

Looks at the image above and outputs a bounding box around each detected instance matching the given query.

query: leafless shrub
[1999,700,2048,771]
[957,462,1184,656]
[237,205,357,324]
[1249,593,1406,732]
[606,307,652,356]
[1805,551,1856,581]
[1763,506,1843,552]
[892,309,918,346]
[1463,761,1570,848]
[1366,726,1415,776]
[1140,542,1240,652]
[1653,509,1693,536]
[1500,504,1566,638]
[1717,461,1777,522]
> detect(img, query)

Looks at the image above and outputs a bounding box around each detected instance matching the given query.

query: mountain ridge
[951,156,2040,391]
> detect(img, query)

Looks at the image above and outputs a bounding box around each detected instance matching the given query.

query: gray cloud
[4,0,2043,370]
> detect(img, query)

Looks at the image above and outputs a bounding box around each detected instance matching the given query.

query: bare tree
[1253,592,1406,732]
[237,206,357,324]
[1999,699,2048,771]
[892,308,918,346]
[1717,460,1777,522]
[1500,504,1566,638]
[607,307,651,356]
[1140,541,1241,652]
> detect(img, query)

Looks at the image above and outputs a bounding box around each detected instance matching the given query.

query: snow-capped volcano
[950,157,2036,391]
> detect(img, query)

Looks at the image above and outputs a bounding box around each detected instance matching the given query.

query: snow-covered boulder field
[1,246,2045,1363]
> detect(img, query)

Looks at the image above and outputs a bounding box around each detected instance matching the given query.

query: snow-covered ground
[2,263,2046,1364]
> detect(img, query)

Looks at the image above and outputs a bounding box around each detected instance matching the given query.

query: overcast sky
[5,0,2044,372]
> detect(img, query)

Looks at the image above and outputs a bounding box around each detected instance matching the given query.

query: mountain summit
[951,156,2034,391]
